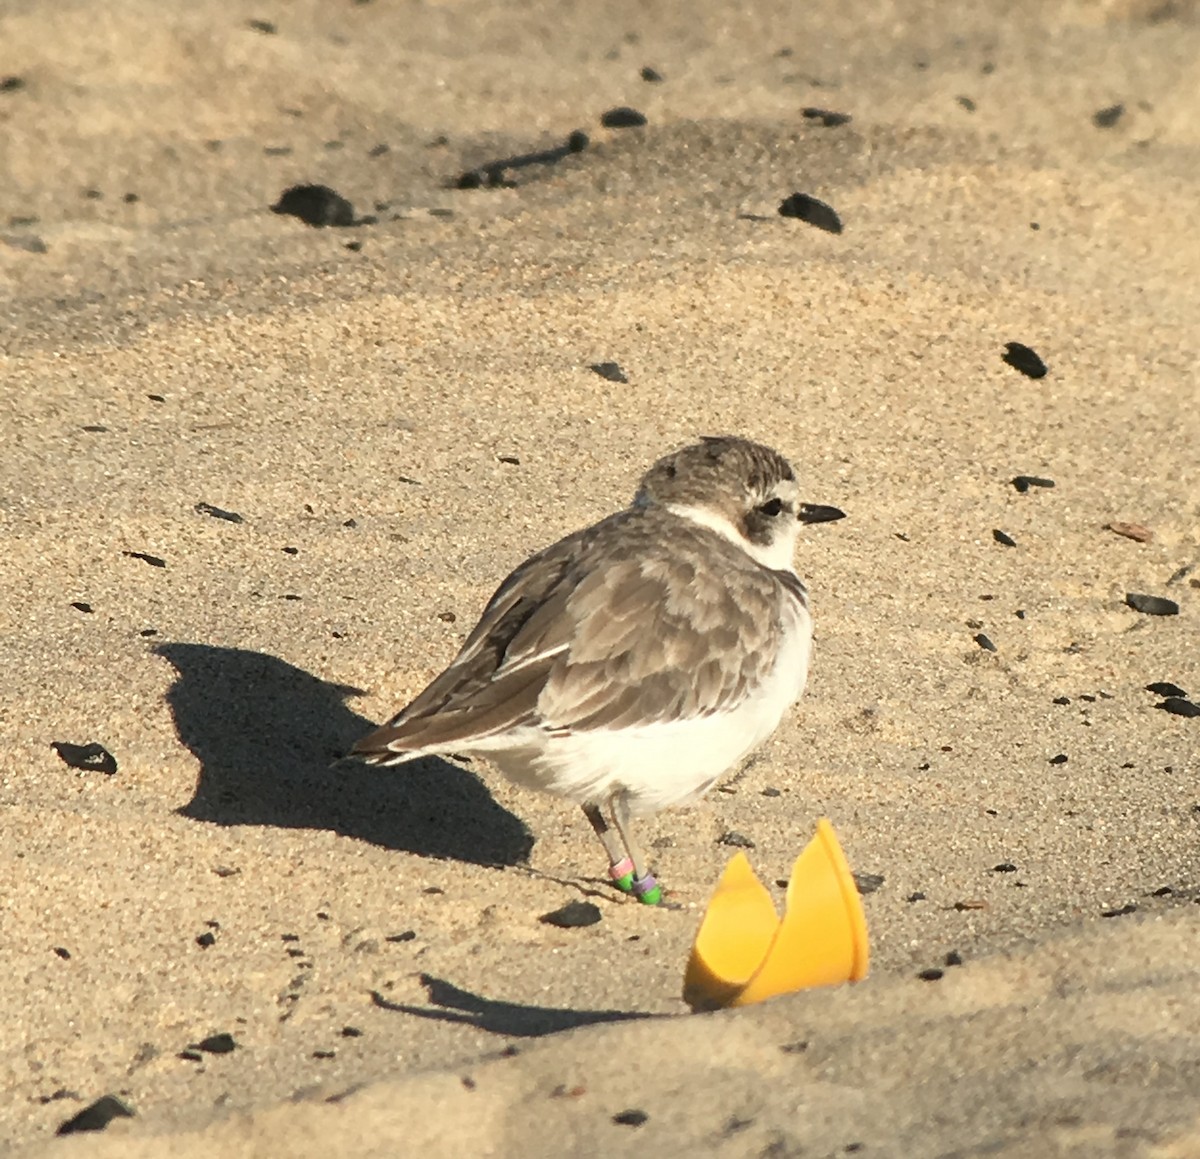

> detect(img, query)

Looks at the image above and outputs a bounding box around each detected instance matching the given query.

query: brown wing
[352,510,788,760]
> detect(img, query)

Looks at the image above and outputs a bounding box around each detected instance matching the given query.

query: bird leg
[582,803,635,892]
[609,790,663,906]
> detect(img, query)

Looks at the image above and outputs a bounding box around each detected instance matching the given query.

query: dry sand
[2,0,1199,1155]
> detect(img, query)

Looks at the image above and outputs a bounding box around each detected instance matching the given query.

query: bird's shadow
[156,643,534,866]
[371,975,656,1038]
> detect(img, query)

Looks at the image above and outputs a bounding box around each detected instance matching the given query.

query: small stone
[195,931,216,948]
[1157,698,1200,718]
[498,454,520,466]
[51,742,118,775]
[247,18,277,33]
[591,362,628,383]
[974,633,997,652]
[1106,521,1153,543]
[312,1050,336,1059]
[1012,475,1055,492]
[437,610,457,623]
[1002,342,1048,378]
[761,786,781,797]
[70,601,93,613]
[992,862,1018,873]
[567,130,590,152]
[600,106,647,128]
[613,1109,649,1127]
[1,233,47,253]
[640,66,664,82]
[778,192,842,234]
[918,968,944,981]
[1049,753,1068,765]
[945,950,964,966]
[1093,103,1124,128]
[54,946,71,959]
[906,891,927,903]
[1126,593,1179,616]
[178,1050,203,1062]
[1053,696,1071,704]
[718,830,755,849]
[385,930,417,942]
[282,546,299,555]
[0,75,26,92]
[194,1033,236,1054]
[1101,903,1137,918]
[56,1095,134,1135]
[195,501,244,523]
[956,95,976,111]
[123,550,166,568]
[539,900,602,928]
[853,872,885,895]
[993,529,1017,547]
[801,107,852,127]
[1146,682,1187,698]
[341,1026,363,1037]
[272,184,356,227]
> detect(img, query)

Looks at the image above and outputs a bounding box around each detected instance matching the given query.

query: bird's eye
[757,497,784,517]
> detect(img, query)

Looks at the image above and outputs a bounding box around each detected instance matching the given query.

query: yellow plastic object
[683,818,870,1011]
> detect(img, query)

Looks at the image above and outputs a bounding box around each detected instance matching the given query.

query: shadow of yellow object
[683,818,870,1011]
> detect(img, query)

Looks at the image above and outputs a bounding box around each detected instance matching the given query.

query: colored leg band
[631,874,663,906]
[609,858,635,892]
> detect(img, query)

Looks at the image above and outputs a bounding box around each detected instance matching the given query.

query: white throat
[667,503,798,572]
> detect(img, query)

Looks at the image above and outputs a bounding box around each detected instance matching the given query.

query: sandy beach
[2,0,1199,1154]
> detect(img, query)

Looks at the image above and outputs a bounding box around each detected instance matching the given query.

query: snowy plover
[352,437,842,904]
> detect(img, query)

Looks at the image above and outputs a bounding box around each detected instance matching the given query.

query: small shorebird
[352,436,841,904]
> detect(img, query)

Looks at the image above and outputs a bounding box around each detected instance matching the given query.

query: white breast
[487,592,814,815]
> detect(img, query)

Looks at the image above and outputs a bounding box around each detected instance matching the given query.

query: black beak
[797,503,847,525]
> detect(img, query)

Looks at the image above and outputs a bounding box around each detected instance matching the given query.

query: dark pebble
[945,950,964,966]
[1,75,26,92]
[1053,696,1071,705]
[640,66,664,82]
[195,501,244,523]
[368,143,390,157]
[600,106,647,128]
[1157,698,1200,718]
[54,946,71,959]
[801,107,852,127]
[124,550,166,568]
[591,362,628,383]
[992,862,1018,873]
[82,425,108,432]
[147,393,165,402]
[1146,682,1187,698]
[1002,342,1048,378]
[386,930,417,942]
[567,130,590,152]
[178,1050,203,1062]
[1151,886,1174,897]
[51,741,118,775]
[853,872,885,895]
[956,95,976,112]
[1012,475,1055,492]
[761,786,781,797]
[70,601,93,613]
[539,900,602,928]
[797,503,847,524]
[282,546,299,555]
[974,633,997,652]
[341,1026,363,1037]
[139,628,158,637]
[993,529,1017,547]
[1,233,47,253]
[194,1033,236,1054]
[778,192,843,234]
[498,455,520,466]
[437,610,456,623]
[247,18,277,33]
[906,892,927,902]
[1101,903,1137,918]
[56,1095,134,1135]
[345,241,362,252]
[1126,593,1179,616]
[918,968,945,982]
[718,830,755,849]
[196,931,216,948]
[613,1109,649,1127]
[272,184,356,227]
[1093,103,1124,128]
[313,1050,336,1059]
[1049,753,1069,765]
